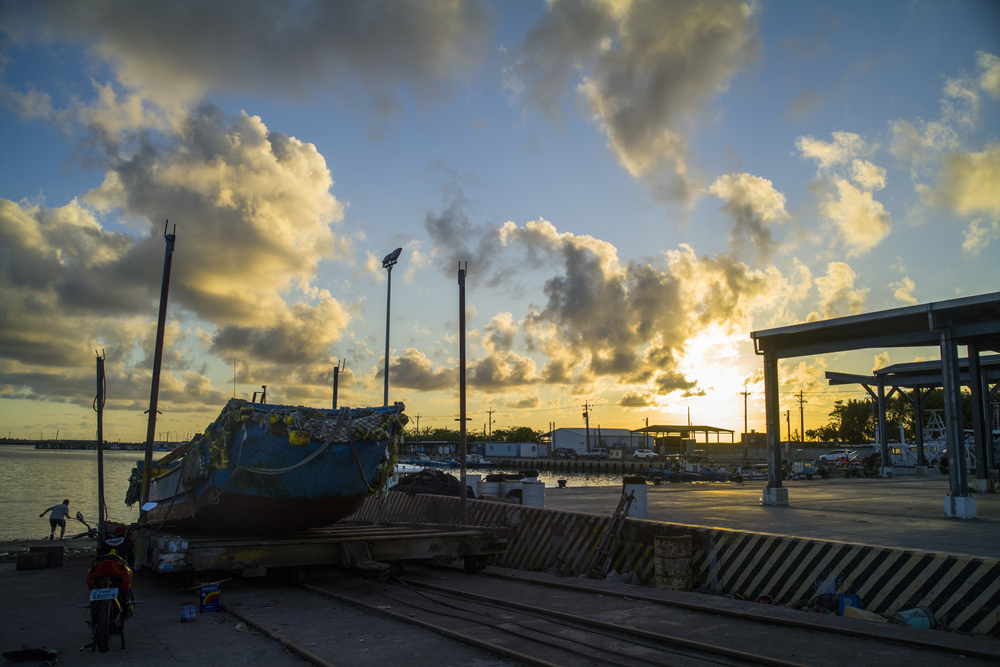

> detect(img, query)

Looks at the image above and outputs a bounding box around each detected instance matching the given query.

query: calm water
[0,447,620,540]
[0,446,142,541]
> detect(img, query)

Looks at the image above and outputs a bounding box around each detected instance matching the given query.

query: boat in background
[126,398,408,536]
[466,453,498,469]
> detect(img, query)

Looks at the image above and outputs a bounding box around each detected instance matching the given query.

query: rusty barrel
[654,534,693,591]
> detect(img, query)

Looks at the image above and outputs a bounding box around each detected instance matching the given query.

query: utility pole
[583,401,591,452]
[798,390,807,443]
[487,406,495,440]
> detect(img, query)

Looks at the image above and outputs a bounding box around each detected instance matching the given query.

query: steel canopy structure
[632,424,735,440]
[750,292,1000,517]
[631,425,735,452]
[826,355,1000,472]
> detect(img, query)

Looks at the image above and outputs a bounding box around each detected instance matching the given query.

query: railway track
[221,565,999,666]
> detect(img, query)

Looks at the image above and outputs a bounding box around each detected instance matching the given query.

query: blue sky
[1,0,998,443]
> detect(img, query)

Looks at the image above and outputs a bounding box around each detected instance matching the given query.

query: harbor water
[0,446,623,540]
[0,445,142,541]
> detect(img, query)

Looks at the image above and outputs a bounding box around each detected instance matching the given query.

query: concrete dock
[3,473,998,663]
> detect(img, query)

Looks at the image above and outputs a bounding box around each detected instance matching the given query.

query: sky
[0,0,998,444]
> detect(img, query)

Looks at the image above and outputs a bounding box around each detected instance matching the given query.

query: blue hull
[132,399,407,535]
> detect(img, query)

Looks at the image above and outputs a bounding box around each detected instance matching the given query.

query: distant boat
[465,454,498,470]
[126,398,408,535]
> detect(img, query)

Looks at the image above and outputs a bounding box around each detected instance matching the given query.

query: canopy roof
[751,292,1000,359]
[827,354,1000,389]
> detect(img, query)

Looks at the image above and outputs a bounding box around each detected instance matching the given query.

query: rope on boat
[349,434,378,494]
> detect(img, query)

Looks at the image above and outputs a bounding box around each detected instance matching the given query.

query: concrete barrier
[352,492,1000,637]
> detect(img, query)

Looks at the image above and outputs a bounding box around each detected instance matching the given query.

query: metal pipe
[381,248,401,406]
[383,265,392,406]
[458,262,468,525]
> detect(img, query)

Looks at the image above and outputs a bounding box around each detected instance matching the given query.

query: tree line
[805,389,976,444]
[405,425,545,443]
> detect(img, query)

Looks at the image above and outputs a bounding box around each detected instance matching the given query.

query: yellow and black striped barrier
[352,493,999,637]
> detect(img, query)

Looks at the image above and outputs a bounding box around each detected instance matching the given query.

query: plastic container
[199,584,221,613]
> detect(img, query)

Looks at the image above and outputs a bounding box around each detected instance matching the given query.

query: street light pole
[381,248,402,406]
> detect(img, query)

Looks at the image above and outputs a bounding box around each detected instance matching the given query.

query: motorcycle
[74,505,155,653]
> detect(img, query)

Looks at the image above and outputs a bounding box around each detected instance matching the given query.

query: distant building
[486,442,538,458]
[549,428,636,455]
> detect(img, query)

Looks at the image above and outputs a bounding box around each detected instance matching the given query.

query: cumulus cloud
[87,105,350,326]
[708,173,789,257]
[921,144,1000,219]
[425,198,779,402]
[797,132,891,255]
[889,275,918,305]
[0,193,231,416]
[2,0,490,113]
[0,104,363,425]
[819,180,892,256]
[389,348,454,392]
[888,52,1000,254]
[807,261,868,320]
[850,160,886,191]
[796,131,868,170]
[513,0,759,203]
[979,51,1000,99]
[961,218,1000,256]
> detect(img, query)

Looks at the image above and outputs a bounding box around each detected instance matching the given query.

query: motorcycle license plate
[90,587,118,601]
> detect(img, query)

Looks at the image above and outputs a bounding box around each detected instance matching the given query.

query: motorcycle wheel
[93,599,112,653]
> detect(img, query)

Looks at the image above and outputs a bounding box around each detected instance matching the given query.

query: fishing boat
[125,398,408,536]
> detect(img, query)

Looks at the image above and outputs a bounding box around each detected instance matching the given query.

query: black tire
[93,599,111,653]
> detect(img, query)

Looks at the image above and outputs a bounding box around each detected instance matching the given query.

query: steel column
[877,375,888,466]
[763,348,782,490]
[966,343,990,479]
[939,325,969,496]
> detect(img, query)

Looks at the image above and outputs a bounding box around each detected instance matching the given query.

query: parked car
[552,447,579,459]
[582,448,608,459]
[633,449,657,460]
[818,448,857,463]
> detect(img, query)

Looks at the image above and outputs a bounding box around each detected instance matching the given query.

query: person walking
[39,499,70,540]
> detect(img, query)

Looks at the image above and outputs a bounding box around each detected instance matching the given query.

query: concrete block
[623,478,647,519]
[943,495,978,519]
[29,545,63,567]
[521,480,545,508]
[761,486,789,506]
[16,552,49,570]
[969,478,996,493]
